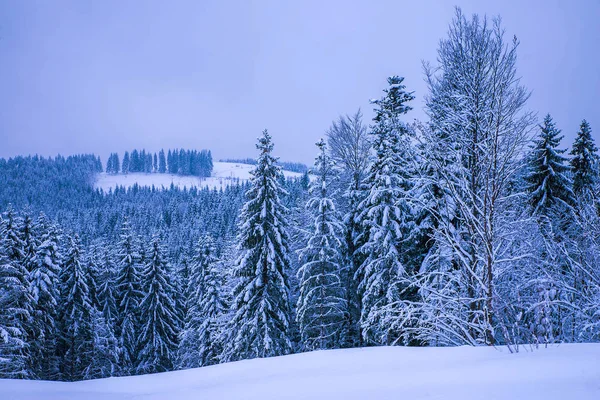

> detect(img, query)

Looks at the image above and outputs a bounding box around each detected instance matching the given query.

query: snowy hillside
[2,344,599,400]
[93,161,304,191]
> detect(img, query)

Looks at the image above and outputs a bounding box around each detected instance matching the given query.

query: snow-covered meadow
[93,161,304,191]
[2,344,599,400]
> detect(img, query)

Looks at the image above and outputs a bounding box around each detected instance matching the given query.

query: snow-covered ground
[93,162,304,192]
[2,344,599,400]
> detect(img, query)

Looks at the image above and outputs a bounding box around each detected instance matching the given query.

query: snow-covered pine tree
[114,219,143,374]
[558,120,600,342]
[570,120,599,198]
[57,234,93,381]
[341,185,365,347]
[354,76,415,345]
[178,235,227,368]
[86,243,103,311]
[0,207,33,379]
[105,154,113,174]
[195,252,227,366]
[296,139,347,351]
[122,151,130,174]
[223,130,293,362]
[159,149,167,173]
[525,114,575,217]
[29,213,61,379]
[20,212,37,278]
[325,109,371,347]
[88,245,121,378]
[172,242,193,337]
[176,249,202,369]
[97,246,118,333]
[282,165,311,350]
[83,308,119,380]
[523,118,575,339]
[19,211,39,373]
[136,235,179,374]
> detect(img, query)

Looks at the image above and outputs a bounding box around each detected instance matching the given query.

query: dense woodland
[1,9,600,381]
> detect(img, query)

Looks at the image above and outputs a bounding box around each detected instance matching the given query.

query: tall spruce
[354,76,415,345]
[571,120,599,197]
[114,219,142,374]
[223,130,293,361]
[296,139,347,351]
[159,149,167,173]
[178,235,226,368]
[136,235,179,374]
[57,234,93,381]
[29,213,61,379]
[325,109,371,347]
[83,308,120,379]
[0,207,33,378]
[525,114,575,216]
[97,247,118,332]
[122,151,130,174]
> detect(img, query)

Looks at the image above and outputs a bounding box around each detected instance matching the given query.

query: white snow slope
[2,344,599,400]
[93,162,304,192]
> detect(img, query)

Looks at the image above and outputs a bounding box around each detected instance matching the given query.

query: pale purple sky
[0,0,598,164]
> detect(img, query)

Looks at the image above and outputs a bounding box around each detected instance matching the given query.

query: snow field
[2,344,599,400]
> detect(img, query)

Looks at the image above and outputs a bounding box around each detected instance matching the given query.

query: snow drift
[1,344,599,400]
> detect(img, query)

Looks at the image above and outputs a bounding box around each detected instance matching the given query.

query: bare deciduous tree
[385,8,536,347]
[326,109,371,191]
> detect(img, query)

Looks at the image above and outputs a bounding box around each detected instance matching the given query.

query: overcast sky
[0,0,598,164]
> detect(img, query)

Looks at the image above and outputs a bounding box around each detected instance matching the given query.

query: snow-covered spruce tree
[354,76,415,345]
[178,235,226,368]
[523,116,580,342]
[159,149,167,173]
[325,109,371,347]
[556,121,600,342]
[20,211,39,374]
[83,308,120,379]
[525,114,575,217]
[0,207,33,379]
[296,139,347,351]
[223,130,293,362]
[195,255,227,366]
[281,163,311,350]
[85,243,103,311]
[172,242,193,337]
[87,245,121,378]
[57,234,93,381]
[114,219,143,374]
[29,213,61,379]
[136,235,179,374]
[20,212,37,278]
[97,246,118,333]
[570,120,599,198]
[176,240,206,369]
[401,9,535,346]
[122,151,130,174]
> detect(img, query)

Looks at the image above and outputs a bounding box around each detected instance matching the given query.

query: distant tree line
[106,149,213,177]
